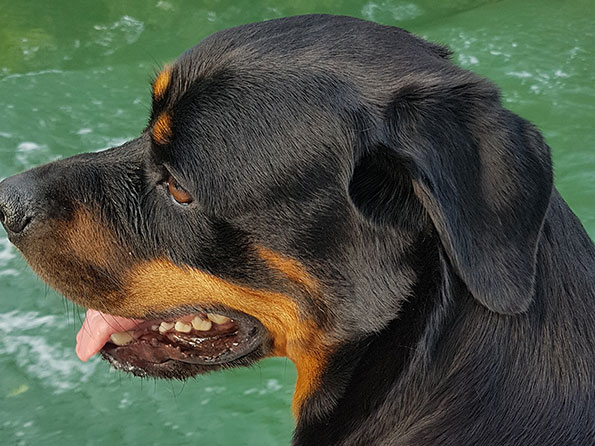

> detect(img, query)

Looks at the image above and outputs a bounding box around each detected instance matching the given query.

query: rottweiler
[0,14,594,446]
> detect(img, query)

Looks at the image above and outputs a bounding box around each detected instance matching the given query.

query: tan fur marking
[153,66,171,100]
[257,246,318,291]
[152,113,172,145]
[63,208,121,267]
[112,259,328,416]
[19,206,132,313]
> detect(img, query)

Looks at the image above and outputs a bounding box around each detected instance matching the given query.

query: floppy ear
[382,74,553,314]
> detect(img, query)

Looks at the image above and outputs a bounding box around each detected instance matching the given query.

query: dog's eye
[167,175,193,205]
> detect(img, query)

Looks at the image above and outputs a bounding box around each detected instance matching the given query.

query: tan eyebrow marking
[153,65,171,100]
[152,112,172,145]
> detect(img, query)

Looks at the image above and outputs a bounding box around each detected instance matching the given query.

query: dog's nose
[0,173,38,235]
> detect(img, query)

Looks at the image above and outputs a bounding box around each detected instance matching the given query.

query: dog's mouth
[77,308,269,378]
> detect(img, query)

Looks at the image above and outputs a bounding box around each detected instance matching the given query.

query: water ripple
[2,334,98,393]
[0,310,97,393]
[0,236,16,267]
[362,1,423,22]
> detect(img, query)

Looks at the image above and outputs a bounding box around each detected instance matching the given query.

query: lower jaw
[98,310,271,378]
[100,339,269,378]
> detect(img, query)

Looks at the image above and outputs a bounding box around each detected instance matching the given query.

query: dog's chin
[98,310,271,379]
[100,344,268,379]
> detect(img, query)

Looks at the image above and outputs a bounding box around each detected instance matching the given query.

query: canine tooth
[159,321,175,334]
[110,331,133,346]
[174,321,192,333]
[191,316,212,331]
[151,325,159,331]
[207,313,230,324]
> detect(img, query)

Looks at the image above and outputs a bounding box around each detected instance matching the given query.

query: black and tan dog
[1,15,594,445]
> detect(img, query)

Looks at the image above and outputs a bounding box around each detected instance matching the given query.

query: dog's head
[0,15,552,417]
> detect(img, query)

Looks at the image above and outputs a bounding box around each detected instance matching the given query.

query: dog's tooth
[159,321,175,334]
[174,321,192,333]
[207,313,230,324]
[151,325,159,331]
[110,331,133,346]
[191,316,212,331]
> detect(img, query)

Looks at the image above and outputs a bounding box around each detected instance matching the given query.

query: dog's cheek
[111,256,331,415]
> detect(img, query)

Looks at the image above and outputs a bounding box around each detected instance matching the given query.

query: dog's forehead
[149,15,450,118]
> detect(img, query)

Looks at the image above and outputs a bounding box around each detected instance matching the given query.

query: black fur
[0,15,594,445]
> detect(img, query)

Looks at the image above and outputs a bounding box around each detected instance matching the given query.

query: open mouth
[76,308,269,378]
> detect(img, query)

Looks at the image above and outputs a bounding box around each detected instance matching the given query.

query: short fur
[0,15,594,445]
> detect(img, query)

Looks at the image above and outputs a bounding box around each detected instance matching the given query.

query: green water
[0,0,593,444]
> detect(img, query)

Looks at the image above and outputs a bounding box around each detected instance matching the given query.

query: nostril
[0,193,35,236]
[0,208,35,234]
[0,173,43,236]
[14,215,33,234]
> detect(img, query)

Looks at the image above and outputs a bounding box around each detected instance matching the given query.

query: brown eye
[167,175,193,204]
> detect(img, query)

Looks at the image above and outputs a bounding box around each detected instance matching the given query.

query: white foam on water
[0,310,66,331]
[1,69,64,81]
[17,141,48,152]
[0,269,19,277]
[2,335,99,393]
[243,379,283,396]
[0,236,17,267]
[118,392,133,409]
[156,1,174,11]
[362,2,423,21]
[457,54,480,66]
[92,16,144,53]
[15,141,51,168]
[204,385,227,394]
[94,137,132,152]
[0,311,98,393]
[506,71,533,79]
[507,68,570,93]
[554,69,569,78]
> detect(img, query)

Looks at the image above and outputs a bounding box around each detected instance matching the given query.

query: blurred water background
[0,0,593,444]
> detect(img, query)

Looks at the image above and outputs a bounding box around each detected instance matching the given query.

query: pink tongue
[76,309,142,362]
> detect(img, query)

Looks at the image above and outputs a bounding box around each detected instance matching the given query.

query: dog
[0,14,594,445]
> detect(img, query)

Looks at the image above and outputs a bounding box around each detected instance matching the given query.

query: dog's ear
[380,74,553,314]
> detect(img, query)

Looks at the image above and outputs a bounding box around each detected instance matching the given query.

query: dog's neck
[293,194,595,445]
[293,232,453,445]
